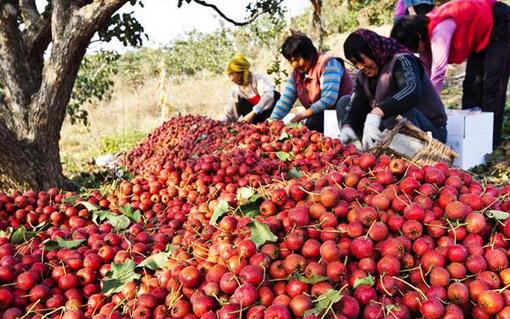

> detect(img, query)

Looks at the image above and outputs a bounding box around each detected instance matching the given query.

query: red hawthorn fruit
[478,290,504,314]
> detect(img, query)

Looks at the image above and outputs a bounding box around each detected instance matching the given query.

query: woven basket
[371,116,457,166]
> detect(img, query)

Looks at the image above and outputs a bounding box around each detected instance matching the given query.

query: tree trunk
[0,0,128,192]
[309,0,325,50]
[0,126,69,191]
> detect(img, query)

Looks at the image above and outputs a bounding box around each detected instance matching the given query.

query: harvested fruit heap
[0,115,510,319]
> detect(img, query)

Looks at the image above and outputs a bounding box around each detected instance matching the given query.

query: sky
[88,0,311,51]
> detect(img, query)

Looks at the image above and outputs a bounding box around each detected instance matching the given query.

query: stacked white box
[445,110,494,170]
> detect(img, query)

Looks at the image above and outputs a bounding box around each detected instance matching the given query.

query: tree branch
[191,0,283,26]
[19,0,39,27]
[23,10,51,54]
[0,2,35,135]
[51,0,73,43]
[29,0,129,144]
[78,0,129,27]
[22,8,51,87]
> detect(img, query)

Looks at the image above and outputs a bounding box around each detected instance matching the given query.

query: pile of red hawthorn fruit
[0,115,509,319]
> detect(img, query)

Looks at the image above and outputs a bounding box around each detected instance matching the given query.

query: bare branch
[310,0,322,26]
[23,9,51,52]
[22,9,51,86]
[78,0,129,27]
[1,3,17,20]
[29,0,129,144]
[191,0,283,26]
[51,0,73,42]
[19,0,39,27]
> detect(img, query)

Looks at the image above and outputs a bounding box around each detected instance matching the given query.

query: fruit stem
[40,305,65,319]
[19,299,40,319]
[392,276,427,300]
[379,274,394,297]
[364,219,377,240]
[445,219,457,244]
[496,282,510,293]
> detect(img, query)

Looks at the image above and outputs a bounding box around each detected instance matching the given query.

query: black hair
[343,33,376,65]
[281,33,318,61]
[390,15,430,52]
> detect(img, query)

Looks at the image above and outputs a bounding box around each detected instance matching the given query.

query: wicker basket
[371,116,457,166]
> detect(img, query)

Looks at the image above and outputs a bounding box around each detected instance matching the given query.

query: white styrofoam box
[446,110,494,139]
[446,136,492,170]
[445,109,493,169]
[324,109,341,139]
[282,113,295,125]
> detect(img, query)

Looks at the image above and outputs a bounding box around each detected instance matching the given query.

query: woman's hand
[339,125,359,144]
[370,105,385,117]
[242,111,257,123]
[362,113,384,150]
[290,108,314,123]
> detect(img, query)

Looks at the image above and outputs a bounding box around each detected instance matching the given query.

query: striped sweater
[270,58,344,119]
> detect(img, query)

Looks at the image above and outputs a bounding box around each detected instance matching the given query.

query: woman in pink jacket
[391,0,510,147]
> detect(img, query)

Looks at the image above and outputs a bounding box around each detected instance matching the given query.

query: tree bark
[0,0,128,192]
[0,122,69,191]
[309,0,325,50]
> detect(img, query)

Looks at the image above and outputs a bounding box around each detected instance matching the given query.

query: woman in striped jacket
[270,33,353,133]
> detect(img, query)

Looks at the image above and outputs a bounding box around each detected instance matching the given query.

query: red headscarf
[354,29,412,67]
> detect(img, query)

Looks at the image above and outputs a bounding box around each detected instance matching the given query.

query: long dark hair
[391,15,430,52]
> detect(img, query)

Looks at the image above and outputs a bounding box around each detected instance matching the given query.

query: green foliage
[119,52,147,88]
[292,0,394,35]
[68,51,120,125]
[10,226,39,245]
[43,237,85,251]
[249,220,278,248]
[305,289,343,317]
[163,28,235,77]
[102,259,140,295]
[137,251,170,270]
[98,0,147,47]
[210,200,229,226]
[100,132,147,155]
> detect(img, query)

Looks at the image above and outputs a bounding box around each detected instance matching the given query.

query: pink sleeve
[429,19,457,92]
[394,0,406,19]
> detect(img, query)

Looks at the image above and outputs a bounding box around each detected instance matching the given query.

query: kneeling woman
[339,29,447,150]
[222,55,280,124]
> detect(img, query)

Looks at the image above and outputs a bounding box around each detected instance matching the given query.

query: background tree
[309,0,325,50]
[0,0,283,192]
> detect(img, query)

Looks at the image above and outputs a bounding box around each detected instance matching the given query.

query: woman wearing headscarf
[391,0,510,148]
[222,54,280,124]
[339,29,447,150]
